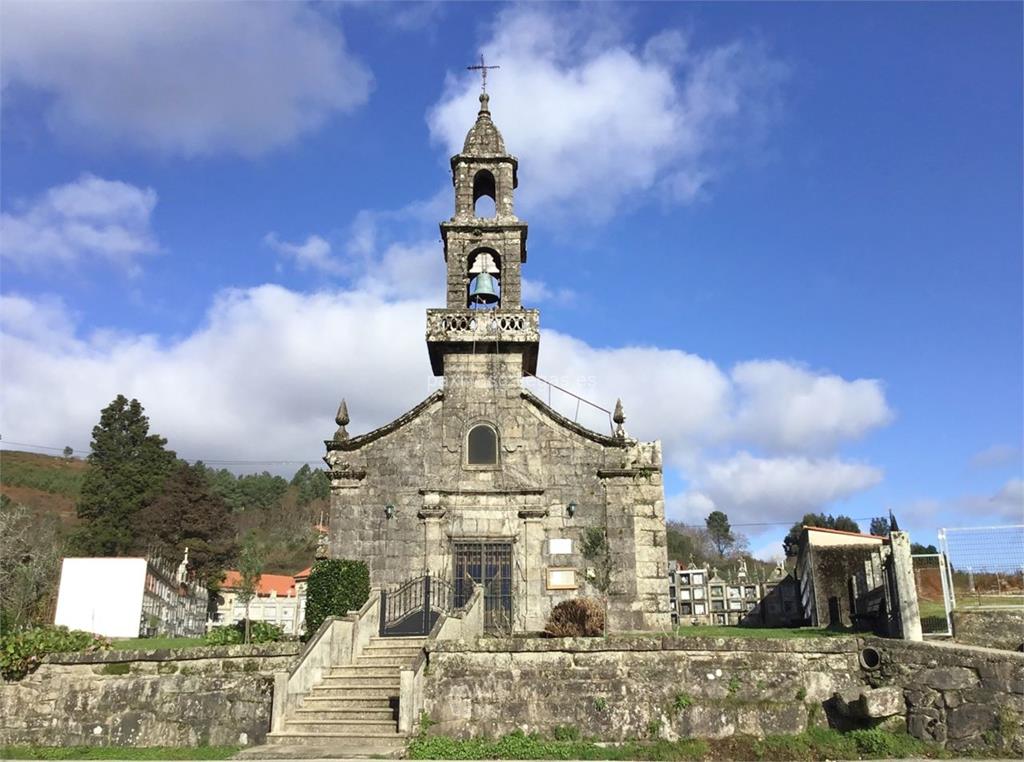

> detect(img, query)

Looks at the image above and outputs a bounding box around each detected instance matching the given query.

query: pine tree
[133,462,237,588]
[71,395,176,556]
[705,510,736,557]
[869,516,890,537]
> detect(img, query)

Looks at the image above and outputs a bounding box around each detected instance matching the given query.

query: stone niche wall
[951,608,1024,652]
[421,636,1023,752]
[0,643,299,748]
[869,637,1024,753]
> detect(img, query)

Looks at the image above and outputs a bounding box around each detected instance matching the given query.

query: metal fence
[938,525,1024,609]
[911,553,952,636]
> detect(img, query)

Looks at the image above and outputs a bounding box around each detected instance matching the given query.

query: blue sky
[1,1,1021,559]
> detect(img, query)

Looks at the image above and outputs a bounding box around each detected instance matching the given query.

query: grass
[110,637,210,651]
[407,727,949,760]
[0,747,239,760]
[0,451,86,498]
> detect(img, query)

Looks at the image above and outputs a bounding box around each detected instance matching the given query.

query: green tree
[62,446,74,460]
[71,395,176,556]
[911,542,939,555]
[291,464,330,508]
[783,513,863,556]
[132,462,238,589]
[236,535,264,644]
[0,502,64,631]
[705,511,736,558]
[869,516,890,537]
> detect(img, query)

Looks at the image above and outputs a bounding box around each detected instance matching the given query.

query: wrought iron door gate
[453,542,513,633]
[379,575,454,637]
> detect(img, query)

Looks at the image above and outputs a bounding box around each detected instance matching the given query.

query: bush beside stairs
[256,635,426,758]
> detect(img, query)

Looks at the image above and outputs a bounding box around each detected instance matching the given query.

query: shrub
[304,559,370,637]
[544,598,605,638]
[205,626,243,646]
[0,626,109,681]
[247,621,284,644]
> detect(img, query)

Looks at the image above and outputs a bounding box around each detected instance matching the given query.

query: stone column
[419,493,448,578]
[519,508,547,631]
[889,531,923,641]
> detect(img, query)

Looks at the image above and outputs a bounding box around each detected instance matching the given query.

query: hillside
[0,450,322,575]
[0,450,87,529]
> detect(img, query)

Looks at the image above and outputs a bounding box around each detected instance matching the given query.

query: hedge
[304,559,370,637]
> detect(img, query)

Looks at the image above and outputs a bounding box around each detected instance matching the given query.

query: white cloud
[428,6,785,219]
[522,278,576,305]
[966,478,1024,522]
[264,233,342,275]
[674,453,883,524]
[729,360,892,453]
[0,174,158,273]
[0,1,372,157]
[969,444,1021,471]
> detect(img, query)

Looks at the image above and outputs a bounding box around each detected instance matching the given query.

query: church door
[453,542,513,633]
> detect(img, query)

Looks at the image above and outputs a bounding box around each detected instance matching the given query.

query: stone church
[324,91,670,633]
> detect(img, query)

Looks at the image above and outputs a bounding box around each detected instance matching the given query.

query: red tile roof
[221,570,297,597]
[803,526,887,540]
[294,566,312,581]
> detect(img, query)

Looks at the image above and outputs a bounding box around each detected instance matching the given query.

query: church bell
[469,272,499,305]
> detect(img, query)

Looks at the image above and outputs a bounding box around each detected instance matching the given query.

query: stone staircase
[262,635,427,757]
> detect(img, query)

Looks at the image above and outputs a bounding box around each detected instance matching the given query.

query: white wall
[54,558,146,638]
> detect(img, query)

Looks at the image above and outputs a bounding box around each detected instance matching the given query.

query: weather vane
[467,54,499,93]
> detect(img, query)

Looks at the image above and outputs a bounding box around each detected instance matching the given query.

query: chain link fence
[938,525,1024,609]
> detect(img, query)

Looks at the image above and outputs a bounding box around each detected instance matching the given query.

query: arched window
[472,169,496,218]
[467,424,498,465]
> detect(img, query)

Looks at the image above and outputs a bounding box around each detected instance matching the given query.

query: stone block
[946,704,998,740]
[918,666,980,691]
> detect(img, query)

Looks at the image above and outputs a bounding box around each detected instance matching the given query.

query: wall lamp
[566,502,577,519]
[384,504,396,520]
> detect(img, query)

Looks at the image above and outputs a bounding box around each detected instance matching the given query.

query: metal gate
[912,553,953,637]
[453,542,513,634]
[379,574,454,637]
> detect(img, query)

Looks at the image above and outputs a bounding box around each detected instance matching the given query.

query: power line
[0,439,324,467]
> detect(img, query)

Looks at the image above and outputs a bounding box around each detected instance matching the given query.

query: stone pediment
[324,390,443,453]
[520,389,627,448]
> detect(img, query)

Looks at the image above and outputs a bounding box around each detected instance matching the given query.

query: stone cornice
[325,390,443,452]
[597,468,661,479]
[419,486,545,496]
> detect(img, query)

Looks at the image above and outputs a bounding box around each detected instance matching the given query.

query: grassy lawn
[955,594,1024,608]
[408,727,954,760]
[0,747,239,760]
[110,637,209,651]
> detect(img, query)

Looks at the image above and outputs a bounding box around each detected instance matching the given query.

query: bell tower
[426,91,539,377]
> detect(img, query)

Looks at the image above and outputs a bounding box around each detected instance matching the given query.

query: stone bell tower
[425,92,539,379]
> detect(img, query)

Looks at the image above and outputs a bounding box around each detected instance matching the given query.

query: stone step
[235,743,403,759]
[266,731,406,748]
[360,644,424,655]
[368,636,428,644]
[293,707,396,722]
[353,655,416,668]
[299,695,395,709]
[329,665,401,678]
[306,686,399,700]
[318,675,401,688]
[284,719,399,735]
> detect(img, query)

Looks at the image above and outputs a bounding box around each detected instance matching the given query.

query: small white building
[214,567,309,636]
[54,555,207,639]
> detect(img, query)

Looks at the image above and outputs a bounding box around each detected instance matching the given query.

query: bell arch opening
[467,249,501,309]
[472,169,497,218]
[467,423,499,465]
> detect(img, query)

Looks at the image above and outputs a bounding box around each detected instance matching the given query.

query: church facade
[324,92,671,633]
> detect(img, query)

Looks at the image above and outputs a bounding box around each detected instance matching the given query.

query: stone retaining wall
[868,637,1024,754]
[0,643,299,747]
[421,635,1024,753]
[422,636,866,741]
[951,608,1024,652]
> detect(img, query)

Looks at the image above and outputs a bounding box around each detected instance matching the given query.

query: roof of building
[294,566,312,581]
[802,525,887,540]
[462,93,507,156]
[221,570,297,597]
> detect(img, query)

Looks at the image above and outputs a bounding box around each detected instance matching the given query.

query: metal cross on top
[467,54,499,93]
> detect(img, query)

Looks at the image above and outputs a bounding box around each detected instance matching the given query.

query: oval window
[467,424,498,465]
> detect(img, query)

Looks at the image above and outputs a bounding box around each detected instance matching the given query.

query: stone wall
[869,637,1024,753]
[422,636,866,741]
[420,635,1023,753]
[952,608,1024,652]
[0,643,299,748]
